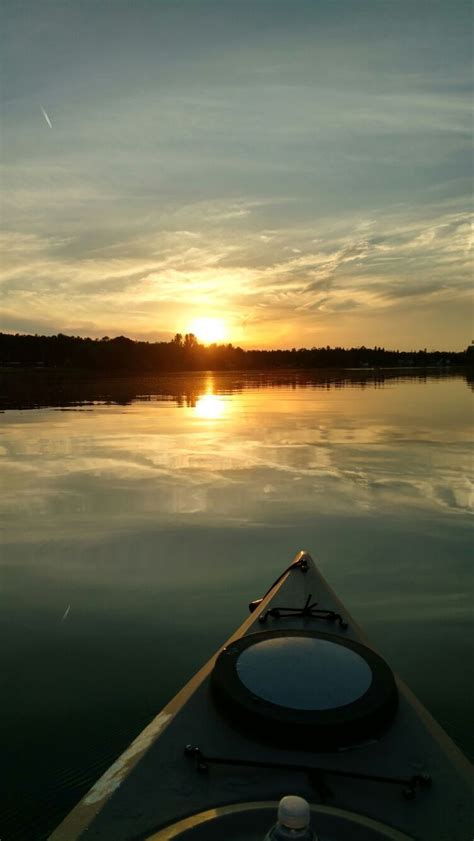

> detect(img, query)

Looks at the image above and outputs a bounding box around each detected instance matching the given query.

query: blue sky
[1,0,472,348]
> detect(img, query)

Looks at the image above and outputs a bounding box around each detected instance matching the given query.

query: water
[1,370,472,840]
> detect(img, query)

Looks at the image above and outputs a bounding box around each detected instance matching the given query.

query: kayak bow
[50,551,473,841]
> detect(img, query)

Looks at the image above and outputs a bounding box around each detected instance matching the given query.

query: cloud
[0,308,101,337]
[1,202,471,346]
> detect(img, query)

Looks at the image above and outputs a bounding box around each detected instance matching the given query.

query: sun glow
[187,317,227,344]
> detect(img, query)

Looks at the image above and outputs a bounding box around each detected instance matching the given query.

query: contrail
[61,605,71,621]
[40,105,53,128]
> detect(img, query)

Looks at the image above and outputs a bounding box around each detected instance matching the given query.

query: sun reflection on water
[195,393,226,419]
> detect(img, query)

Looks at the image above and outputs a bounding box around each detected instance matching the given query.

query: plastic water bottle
[263,796,318,840]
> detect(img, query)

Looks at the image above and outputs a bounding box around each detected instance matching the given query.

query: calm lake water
[1,370,473,840]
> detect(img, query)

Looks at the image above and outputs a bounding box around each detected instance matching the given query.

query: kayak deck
[50,552,473,841]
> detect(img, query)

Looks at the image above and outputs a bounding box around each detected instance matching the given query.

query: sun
[187,317,227,344]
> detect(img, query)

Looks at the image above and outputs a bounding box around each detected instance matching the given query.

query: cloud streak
[40,105,52,128]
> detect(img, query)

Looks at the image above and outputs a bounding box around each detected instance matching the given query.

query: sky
[1,0,472,350]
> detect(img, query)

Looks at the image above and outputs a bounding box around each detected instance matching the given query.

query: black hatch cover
[211,630,398,750]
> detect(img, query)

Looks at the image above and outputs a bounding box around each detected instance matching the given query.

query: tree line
[0,331,470,372]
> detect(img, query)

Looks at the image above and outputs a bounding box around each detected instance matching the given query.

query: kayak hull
[50,552,474,841]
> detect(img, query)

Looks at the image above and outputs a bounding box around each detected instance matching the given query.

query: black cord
[262,555,309,599]
[258,592,348,629]
[184,745,431,800]
[249,556,309,612]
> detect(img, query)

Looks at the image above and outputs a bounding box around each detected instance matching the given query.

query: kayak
[50,551,473,840]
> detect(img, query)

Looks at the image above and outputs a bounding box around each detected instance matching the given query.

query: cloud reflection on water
[1,374,472,544]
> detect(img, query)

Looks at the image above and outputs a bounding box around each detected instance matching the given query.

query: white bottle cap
[277,795,310,830]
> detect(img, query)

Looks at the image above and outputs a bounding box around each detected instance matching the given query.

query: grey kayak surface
[50,552,473,841]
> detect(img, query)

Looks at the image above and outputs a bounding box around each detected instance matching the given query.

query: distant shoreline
[3,342,470,392]
[1,330,471,375]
